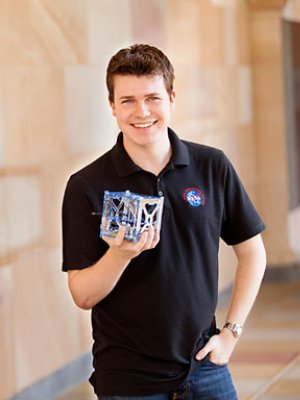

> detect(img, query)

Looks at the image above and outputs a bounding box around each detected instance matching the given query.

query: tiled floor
[55,280,300,400]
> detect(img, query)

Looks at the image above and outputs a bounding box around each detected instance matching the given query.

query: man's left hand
[195,328,239,365]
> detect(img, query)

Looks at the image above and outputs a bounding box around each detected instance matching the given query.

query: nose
[135,101,150,117]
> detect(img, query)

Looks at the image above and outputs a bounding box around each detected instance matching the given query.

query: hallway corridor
[55,278,300,400]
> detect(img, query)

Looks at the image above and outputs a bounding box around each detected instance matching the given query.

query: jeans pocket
[205,358,227,368]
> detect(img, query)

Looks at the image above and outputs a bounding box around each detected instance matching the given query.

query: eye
[147,97,160,102]
[121,99,133,104]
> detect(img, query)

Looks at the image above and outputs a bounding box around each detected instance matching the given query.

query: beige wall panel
[259,188,294,264]
[198,1,226,65]
[64,66,116,156]
[210,0,238,6]
[169,65,188,130]
[175,69,256,195]
[252,65,287,180]
[218,130,240,167]
[173,66,239,145]
[0,75,4,167]
[249,13,283,64]
[0,265,15,400]
[224,7,238,65]
[44,247,92,353]
[0,0,88,64]
[2,67,66,167]
[12,250,54,391]
[11,248,86,393]
[186,67,217,121]
[40,161,71,248]
[252,63,293,263]
[166,0,202,66]
[130,0,167,48]
[88,0,132,65]
[0,178,7,259]
[3,175,42,254]
[235,2,251,64]
[237,66,253,125]
[247,0,287,11]
[214,67,239,128]
[174,68,235,139]
[233,125,256,192]
[34,0,89,63]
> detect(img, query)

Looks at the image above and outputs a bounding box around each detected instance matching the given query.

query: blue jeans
[98,358,238,400]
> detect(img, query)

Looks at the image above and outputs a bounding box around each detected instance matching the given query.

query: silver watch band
[223,322,243,338]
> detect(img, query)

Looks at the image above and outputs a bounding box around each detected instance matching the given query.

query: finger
[114,225,126,246]
[133,229,149,252]
[144,225,155,248]
[151,228,160,247]
[195,339,215,361]
[134,225,154,252]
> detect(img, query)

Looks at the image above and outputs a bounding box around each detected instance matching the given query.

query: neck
[123,135,172,176]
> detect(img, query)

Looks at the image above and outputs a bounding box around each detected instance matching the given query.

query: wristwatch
[223,322,243,338]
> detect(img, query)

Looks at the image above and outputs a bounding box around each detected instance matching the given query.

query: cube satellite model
[100,190,164,242]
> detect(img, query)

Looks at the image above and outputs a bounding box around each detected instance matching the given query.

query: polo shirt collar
[111,128,190,177]
[168,128,190,167]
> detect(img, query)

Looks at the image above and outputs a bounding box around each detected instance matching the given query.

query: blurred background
[0,0,300,399]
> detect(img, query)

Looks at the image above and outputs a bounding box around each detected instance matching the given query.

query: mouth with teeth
[131,121,157,129]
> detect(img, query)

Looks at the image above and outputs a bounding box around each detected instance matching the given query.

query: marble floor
[55,279,300,400]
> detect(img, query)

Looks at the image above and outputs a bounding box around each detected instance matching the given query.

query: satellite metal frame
[100,190,164,242]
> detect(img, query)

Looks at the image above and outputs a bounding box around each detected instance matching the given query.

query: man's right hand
[102,224,160,262]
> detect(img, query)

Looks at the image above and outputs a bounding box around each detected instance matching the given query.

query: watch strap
[223,322,243,338]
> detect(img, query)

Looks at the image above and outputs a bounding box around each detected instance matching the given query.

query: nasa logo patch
[183,188,206,207]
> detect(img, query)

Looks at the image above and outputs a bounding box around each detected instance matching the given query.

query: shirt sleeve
[61,174,107,271]
[219,152,266,245]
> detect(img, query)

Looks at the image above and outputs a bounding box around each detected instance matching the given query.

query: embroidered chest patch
[183,187,206,207]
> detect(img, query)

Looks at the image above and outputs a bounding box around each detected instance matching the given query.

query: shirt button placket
[157,177,163,197]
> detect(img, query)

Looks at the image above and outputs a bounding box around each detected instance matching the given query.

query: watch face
[224,322,243,338]
[235,326,242,337]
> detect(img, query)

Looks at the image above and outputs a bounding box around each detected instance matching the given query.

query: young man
[62,44,266,399]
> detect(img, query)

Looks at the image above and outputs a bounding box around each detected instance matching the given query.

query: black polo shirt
[62,128,265,396]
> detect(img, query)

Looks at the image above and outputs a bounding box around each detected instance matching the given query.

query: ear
[170,91,176,110]
[109,100,116,117]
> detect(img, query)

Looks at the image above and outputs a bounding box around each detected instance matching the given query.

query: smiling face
[110,74,175,153]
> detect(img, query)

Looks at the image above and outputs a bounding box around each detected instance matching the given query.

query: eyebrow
[118,92,161,100]
[119,95,134,100]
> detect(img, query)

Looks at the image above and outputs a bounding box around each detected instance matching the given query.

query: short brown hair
[106,44,175,102]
